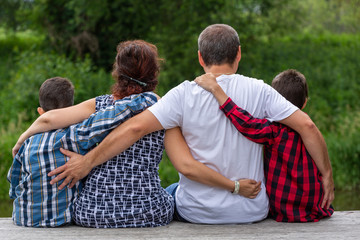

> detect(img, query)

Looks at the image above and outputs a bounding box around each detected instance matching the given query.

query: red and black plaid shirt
[220,98,334,222]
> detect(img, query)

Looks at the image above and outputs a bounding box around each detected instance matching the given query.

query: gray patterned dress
[73,94,174,228]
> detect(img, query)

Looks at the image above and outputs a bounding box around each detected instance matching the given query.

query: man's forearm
[165,128,234,191]
[280,110,334,208]
[164,127,261,198]
[85,109,163,169]
[299,123,332,177]
[280,110,332,176]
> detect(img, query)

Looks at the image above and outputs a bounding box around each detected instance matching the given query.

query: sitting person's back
[72,40,174,228]
[7,77,80,227]
[73,94,173,228]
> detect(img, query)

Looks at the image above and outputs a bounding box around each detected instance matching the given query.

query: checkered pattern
[220,98,334,222]
[72,94,174,228]
[7,92,160,227]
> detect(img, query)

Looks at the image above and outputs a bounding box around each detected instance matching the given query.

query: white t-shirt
[149,74,298,224]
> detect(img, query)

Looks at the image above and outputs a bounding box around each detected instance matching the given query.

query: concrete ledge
[1,211,359,240]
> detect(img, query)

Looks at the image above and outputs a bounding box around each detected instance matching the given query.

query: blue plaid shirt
[7,92,158,227]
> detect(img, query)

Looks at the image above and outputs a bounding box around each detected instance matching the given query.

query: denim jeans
[165,183,190,223]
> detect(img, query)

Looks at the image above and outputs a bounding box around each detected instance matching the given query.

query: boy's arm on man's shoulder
[194,74,276,145]
[279,109,334,209]
[220,98,276,145]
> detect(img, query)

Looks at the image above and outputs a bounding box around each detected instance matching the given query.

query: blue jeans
[165,183,190,223]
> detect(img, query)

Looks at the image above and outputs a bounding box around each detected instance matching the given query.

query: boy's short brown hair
[271,69,308,109]
[39,77,74,112]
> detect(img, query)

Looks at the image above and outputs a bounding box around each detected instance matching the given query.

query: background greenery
[1,0,359,206]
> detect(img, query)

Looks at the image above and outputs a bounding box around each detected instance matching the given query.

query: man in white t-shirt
[50,24,334,224]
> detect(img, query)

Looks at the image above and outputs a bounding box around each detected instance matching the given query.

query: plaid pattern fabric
[7,92,159,227]
[72,94,174,228]
[220,98,334,222]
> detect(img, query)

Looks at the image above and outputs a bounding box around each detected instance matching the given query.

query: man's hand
[238,179,262,199]
[321,174,335,209]
[48,148,92,190]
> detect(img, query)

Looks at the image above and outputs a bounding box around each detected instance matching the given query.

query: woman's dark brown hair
[111,40,161,99]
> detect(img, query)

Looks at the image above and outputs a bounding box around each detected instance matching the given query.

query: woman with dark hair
[13,40,261,228]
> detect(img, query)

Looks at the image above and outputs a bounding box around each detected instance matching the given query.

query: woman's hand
[12,141,22,158]
[238,179,262,199]
[48,148,93,190]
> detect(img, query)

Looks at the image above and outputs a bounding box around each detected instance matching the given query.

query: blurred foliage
[241,34,360,129]
[0,114,27,201]
[1,0,360,201]
[0,50,111,125]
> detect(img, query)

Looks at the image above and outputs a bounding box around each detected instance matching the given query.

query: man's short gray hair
[198,24,240,66]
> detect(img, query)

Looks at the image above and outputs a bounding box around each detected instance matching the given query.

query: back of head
[39,77,74,112]
[271,69,308,109]
[198,24,240,66]
[111,40,160,99]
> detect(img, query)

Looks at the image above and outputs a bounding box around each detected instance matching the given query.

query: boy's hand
[195,73,229,105]
[238,179,262,199]
[194,73,219,93]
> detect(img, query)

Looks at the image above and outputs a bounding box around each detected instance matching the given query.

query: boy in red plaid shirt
[195,69,334,222]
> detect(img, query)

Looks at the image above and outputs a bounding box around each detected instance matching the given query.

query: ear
[301,98,308,110]
[37,107,45,115]
[198,50,206,68]
[236,46,241,63]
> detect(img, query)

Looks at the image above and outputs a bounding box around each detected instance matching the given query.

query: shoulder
[162,80,197,99]
[228,74,269,95]
[95,94,115,111]
[119,92,159,105]
[234,74,265,85]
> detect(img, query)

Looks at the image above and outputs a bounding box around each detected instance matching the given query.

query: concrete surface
[0,211,359,240]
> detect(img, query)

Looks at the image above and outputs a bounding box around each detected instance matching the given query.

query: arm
[195,73,228,105]
[13,98,96,157]
[72,93,158,153]
[279,110,334,209]
[165,127,261,198]
[7,147,25,199]
[195,73,276,145]
[49,109,163,189]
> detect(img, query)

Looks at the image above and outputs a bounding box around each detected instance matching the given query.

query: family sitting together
[8,24,334,228]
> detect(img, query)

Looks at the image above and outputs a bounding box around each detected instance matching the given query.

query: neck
[204,64,237,77]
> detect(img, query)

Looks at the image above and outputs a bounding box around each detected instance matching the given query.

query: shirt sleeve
[148,83,184,129]
[7,144,25,199]
[262,84,298,122]
[220,98,278,145]
[69,92,158,152]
